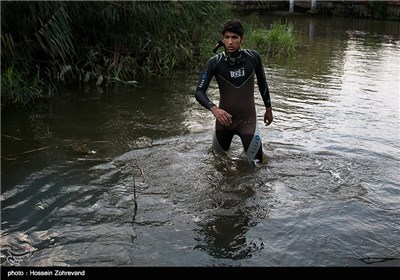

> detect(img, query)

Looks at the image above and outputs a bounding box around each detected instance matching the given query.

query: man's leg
[239,122,264,163]
[212,126,234,154]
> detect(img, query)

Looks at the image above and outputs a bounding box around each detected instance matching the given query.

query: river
[1,15,399,267]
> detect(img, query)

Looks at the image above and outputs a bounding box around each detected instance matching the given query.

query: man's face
[222,31,243,54]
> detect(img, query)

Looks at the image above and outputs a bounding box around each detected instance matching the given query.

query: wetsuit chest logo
[230,68,245,78]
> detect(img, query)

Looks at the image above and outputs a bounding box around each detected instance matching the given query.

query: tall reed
[1,1,232,107]
[1,2,297,108]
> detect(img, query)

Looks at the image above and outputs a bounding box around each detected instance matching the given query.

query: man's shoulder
[210,52,225,61]
[243,49,261,58]
[206,52,225,66]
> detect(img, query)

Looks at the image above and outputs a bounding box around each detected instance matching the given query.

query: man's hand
[264,107,273,126]
[210,106,232,127]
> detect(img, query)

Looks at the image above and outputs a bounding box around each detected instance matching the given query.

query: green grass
[245,19,297,60]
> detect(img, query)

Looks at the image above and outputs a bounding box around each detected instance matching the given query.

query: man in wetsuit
[195,19,273,164]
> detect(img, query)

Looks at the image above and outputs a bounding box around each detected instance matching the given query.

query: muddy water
[1,16,399,267]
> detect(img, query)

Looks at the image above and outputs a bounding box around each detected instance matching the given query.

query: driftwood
[1,134,56,159]
[1,134,23,141]
[1,134,111,160]
[1,145,56,160]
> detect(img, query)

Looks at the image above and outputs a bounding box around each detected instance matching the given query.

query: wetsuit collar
[224,49,246,66]
[226,49,242,57]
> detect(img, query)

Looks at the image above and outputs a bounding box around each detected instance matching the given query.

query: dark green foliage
[1,1,73,106]
[1,1,298,108]
[1,1,231,107]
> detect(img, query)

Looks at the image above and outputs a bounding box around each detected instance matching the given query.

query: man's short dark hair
[221,19,244,37]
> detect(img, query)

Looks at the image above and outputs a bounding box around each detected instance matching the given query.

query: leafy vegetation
[1,1,297,108]
[244,15,297,60]
[1,1,232,107]
[263,21,297,59]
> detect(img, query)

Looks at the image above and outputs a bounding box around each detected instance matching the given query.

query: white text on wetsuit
[230,68,245,78]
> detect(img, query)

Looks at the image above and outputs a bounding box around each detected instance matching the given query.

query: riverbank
[2,1,399,109]
[1,1,298,109]
[0,2,232,108]
[233,1,400,20]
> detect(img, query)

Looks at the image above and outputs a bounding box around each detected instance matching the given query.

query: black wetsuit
[195,49,271,163]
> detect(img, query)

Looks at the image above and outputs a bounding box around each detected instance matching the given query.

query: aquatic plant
[245,19,297,60]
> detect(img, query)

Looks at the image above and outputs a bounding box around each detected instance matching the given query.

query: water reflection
[194,156,264,260]
[195,209,255,260]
